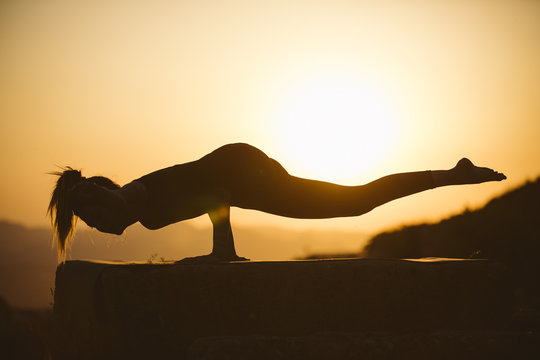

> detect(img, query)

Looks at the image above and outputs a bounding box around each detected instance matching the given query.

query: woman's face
[75,203,124,235]
[70,182,127,235]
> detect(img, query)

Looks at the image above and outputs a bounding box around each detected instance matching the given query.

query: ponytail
[48,168,121,262]
[48,167,84,262]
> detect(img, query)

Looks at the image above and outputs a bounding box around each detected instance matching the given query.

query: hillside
[362,177,540,263]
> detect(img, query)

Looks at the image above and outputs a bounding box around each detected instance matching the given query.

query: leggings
[201,144,436,219]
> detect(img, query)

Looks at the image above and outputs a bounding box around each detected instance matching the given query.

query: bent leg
[176,205,249,263]
[208,206,248,261]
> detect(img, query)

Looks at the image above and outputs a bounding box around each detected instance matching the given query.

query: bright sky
[1,0,539,235]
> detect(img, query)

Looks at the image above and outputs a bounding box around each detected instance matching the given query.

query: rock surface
[54,258,515,359]
[188,331,540,360]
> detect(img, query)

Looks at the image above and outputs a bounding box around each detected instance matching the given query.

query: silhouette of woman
[49,143,506,262]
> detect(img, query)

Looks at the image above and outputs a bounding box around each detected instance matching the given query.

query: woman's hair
[48,167,120,262]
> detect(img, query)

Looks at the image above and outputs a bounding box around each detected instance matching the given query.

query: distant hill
[0,222,57,310]
[362,177,540,264]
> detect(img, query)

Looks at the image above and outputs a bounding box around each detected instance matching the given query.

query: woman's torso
[134,143,286,229]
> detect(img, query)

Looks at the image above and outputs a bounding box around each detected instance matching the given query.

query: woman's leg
[240,171,434,218]
[235,157,505,219]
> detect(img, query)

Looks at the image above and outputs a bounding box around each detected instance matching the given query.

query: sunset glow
[271,73,398,183]
[0,0,538,235]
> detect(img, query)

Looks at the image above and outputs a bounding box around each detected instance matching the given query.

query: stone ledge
[188,331,540,360]
[54,258,514,359]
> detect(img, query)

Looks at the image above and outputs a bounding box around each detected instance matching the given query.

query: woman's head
[48,168,120,261]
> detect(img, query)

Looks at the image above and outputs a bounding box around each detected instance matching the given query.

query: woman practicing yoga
[49,143,506,262]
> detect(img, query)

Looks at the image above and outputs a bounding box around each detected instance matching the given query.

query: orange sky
[1,0,539,236]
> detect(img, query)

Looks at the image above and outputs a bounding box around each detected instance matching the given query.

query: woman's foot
[432,158,506,187]
[454,158,506,183]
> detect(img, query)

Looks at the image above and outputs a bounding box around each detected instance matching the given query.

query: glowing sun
[272,74,399,183]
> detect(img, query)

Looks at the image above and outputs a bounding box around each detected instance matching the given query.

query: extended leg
[253,170,436,218]
[233,158,506,219]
